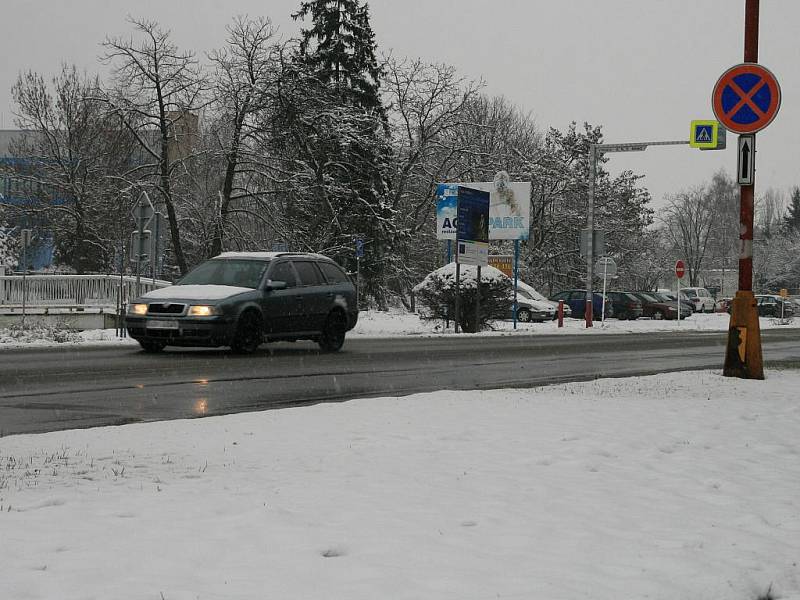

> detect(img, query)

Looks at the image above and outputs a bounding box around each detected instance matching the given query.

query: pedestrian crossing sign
[689,120,721,149]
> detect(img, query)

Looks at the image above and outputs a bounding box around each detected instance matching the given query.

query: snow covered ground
[2,369,799,599]
[0,309,798,349]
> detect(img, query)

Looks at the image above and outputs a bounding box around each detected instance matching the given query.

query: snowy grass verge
[1,369,799,599]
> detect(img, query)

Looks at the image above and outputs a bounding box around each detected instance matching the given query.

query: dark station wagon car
[126,252,358,353]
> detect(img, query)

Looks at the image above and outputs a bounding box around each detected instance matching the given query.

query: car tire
[653,311,664,320]
[230,310,263,354]
[318,310,347,352]
[139,340,166,353]
[517,308,532,323]
[618,313,628,321]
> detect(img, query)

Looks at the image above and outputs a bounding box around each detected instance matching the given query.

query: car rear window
[318,261,350,284]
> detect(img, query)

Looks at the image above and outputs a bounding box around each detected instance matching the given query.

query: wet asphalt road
[1,328,799,436]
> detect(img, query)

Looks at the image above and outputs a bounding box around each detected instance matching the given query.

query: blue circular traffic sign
[712,63,781,134]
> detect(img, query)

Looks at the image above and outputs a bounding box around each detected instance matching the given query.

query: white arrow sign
[737,135,755,186]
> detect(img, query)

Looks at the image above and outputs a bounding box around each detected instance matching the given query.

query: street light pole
[585,145,597,327]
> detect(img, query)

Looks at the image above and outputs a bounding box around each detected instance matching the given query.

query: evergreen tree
[290,0,393,306]
[783,186,800,233]
[293,0,384,114]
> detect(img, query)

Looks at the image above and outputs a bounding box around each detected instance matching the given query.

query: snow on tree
[9,64,135,273]
[101,18,207,275]
[783,186,800,234]
[293,0,384,114]
[289,1,393,307]
[0,221,18,268]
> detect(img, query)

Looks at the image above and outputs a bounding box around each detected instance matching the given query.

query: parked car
[681,287,716,313]
[715,297,733,313]
[516,280,572,319]
[629,291,684,320]
[606,291,643,320]
[755,294,796,318]
[126,252,358,353]
[549,290,614,319]
[513,288,556,322]
[658,291,695,316]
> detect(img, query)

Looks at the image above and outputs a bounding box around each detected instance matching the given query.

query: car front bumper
[125,315,235,347]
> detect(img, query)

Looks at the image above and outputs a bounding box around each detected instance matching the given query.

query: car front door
[261,260,301,334]
[568,291,586,316]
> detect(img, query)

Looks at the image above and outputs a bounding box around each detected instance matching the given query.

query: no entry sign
[712,63,781,134]
[675,260,685,279]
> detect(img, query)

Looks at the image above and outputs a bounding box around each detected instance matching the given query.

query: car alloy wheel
[517,308,532,323]
[318,311,347,352]
[653,311,664,320]
[231,310,263,354]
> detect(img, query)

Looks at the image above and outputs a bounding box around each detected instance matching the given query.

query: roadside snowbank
[2,369,799,599]
[0,309,797,349]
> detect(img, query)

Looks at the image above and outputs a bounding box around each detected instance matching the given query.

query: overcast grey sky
[2,0,798,209]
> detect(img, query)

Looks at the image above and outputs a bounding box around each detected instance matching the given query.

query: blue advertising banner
[456,186,489,266]
[457,187,489,243]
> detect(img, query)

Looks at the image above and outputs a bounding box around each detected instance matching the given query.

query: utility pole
[723,0,767,379]
[585,146,596,327]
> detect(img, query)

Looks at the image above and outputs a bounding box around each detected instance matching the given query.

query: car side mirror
[265,280,288,291]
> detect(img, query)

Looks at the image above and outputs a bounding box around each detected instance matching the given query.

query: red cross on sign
[712,63,781,134]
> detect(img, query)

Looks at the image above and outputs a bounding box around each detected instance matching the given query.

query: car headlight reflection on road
[129,303,148,315]
[188,305,217,317]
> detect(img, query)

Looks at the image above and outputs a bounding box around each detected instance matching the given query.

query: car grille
[148,303,186,315]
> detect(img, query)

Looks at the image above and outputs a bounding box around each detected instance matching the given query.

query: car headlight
[188,305,217,317]
[129,303,148,315]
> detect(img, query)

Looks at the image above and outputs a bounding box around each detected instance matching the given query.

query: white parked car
[514,289,556,322]
[516,280,572,319]
[681,287,716,313]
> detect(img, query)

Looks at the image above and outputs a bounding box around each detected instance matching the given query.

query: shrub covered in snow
[0,322,81,344]
[413,262,513,332]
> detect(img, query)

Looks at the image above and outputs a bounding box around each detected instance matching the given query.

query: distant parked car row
[546,289,692,321]
[724,294,797,318]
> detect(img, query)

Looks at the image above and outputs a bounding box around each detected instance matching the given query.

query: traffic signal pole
[724,0,764,379]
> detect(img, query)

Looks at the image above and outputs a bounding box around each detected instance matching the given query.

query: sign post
[20,229,31,330]
[130,191,155,298]
[595,256,616,323]
[455,186,490,333]
[713,0,780,380]
[675,259,686,321]
[354,235,364,310]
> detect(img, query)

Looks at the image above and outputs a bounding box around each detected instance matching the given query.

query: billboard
[436,179,531,240]
[456,187,489,267]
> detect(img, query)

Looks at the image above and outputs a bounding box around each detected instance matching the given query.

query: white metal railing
[0,274,172,307]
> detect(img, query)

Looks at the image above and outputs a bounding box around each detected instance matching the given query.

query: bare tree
[6,64,134,272]
[101,17,207,274]
[205,16,279,256]
[661,186,716,286]
[381,58,484,294]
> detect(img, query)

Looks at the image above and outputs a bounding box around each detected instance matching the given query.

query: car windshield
[638,293,658,303]
[652,293,671,302]
[178,259,270,289]
[517,289,534,301]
